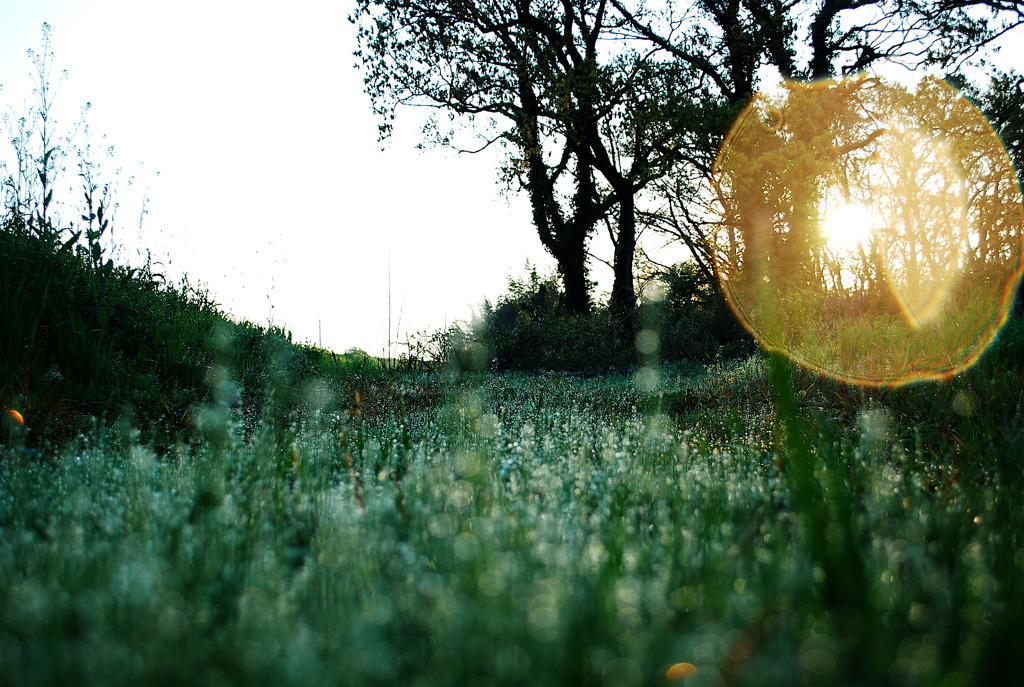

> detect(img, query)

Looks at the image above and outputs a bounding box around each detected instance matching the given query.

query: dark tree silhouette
[352,1,718,317]
[353,0,1023,324]
[614,0,1024,291]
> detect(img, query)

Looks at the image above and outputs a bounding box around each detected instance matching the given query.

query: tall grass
[2,349,1022,685]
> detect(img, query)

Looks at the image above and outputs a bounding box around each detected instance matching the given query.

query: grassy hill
[0,213,385,450]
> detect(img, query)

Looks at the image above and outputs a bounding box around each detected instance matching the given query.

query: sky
[0,1,561,357]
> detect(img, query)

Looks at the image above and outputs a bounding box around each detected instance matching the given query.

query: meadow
[2,326,1022,686]
[2,32,1022,685]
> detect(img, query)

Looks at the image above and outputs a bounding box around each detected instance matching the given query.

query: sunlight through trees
[712,74,1024,385]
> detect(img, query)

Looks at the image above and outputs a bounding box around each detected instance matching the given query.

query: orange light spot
[666,662,698,681]
[8,409,24,425]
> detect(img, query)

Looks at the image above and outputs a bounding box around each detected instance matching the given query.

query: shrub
[651,260,755,363]
[428,262,755,374]
[472,267,631,373]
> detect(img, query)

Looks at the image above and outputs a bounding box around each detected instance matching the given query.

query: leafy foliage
[648,261,755,364]
[477,267,628,372]
[426,263,753,373]
[355,1,1024,319]
[352,1,741,316]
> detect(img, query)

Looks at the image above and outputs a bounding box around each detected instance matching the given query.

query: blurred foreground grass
[2,340,1022,687]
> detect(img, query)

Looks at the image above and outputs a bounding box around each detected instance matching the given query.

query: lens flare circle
[712,74,1024,385]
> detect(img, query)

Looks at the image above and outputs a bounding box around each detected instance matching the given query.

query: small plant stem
[768,352,875,676]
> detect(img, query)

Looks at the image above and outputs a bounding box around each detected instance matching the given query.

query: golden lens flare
[666,662,698,680]
[8,409,24,424]
[712,74,1024,385]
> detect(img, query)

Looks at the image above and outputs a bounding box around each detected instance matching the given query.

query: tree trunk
[560,248,591,315]
[609,193,637,319]
[516,66,595,315]
[522,149,593,316]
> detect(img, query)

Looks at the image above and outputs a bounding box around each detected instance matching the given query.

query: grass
[0,215,394,451]
[2,335,1022,686]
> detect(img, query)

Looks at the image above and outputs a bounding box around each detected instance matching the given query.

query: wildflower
[499,455,518,479]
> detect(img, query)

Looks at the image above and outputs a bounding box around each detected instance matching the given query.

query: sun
[820,201,876,253]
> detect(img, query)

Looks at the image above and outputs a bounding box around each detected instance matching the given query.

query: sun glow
[712,74,1024,386]
[821,201,876,253]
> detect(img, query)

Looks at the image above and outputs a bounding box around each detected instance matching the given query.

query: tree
[353,1,592,313]
[353,0,1023,326]
[352,0,716,319]
[614,0,1024,87]
[974,70,1024,312]
[971,70,1024,176]
[582,54,725,318]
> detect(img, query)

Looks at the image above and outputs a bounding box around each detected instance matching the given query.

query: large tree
[353,0,1023,323]
[353,0,593,313]
[352,0,713,318]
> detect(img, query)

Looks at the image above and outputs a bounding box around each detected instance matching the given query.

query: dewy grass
[3,27,1020,686]
[2,362,1021,687]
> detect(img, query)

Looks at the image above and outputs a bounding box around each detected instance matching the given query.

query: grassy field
[2,332,1022,687]
[3,28,1022,685]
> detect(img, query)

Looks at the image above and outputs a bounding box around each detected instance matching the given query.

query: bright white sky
[0,1,563,357]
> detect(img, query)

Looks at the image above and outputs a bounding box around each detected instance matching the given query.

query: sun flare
[821,202,875,253]
[712,74,1024,386]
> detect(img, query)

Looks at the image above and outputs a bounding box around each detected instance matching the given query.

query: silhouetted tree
[352,0,717,318]
[353,0,1023,326]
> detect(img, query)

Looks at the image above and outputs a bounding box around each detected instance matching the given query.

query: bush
[651,261,755,363]
[474,267,629,373]
[428,262,755,374]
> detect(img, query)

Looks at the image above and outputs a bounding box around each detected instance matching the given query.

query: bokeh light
[666,661,698,680]
[712,74,1023,385]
